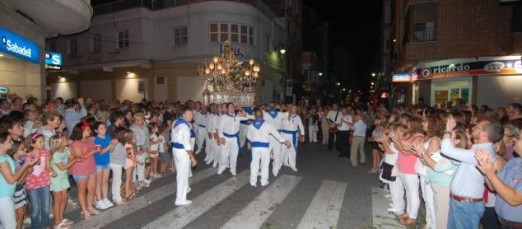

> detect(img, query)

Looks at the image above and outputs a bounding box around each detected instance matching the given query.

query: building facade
[0,0,91,102]
[388,0,522,108]
[47,0,296,104]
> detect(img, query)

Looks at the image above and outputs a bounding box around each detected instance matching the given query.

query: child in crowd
[7,140,31,229]
[1,135,37,229]
[148,122,161,178]
[124,130,142,200]
[49,134,78,228]
[93,122,117,210]
[25,133,56,229]
[158,124,171,176]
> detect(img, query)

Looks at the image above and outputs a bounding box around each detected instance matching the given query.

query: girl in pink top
[25,133,57,229]
[69,122,99,219]
[391,116,424,226]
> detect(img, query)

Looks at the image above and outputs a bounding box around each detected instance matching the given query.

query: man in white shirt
[217,103,251,175]
[193,103,208,155]
[326,104,341,151]
[247,110,290,187]
[280,105,305,171]
[263,103,286,176]
[171,106,197,206]
[337,107,352,158]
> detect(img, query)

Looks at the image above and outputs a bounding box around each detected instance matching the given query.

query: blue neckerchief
[174,118,195,137]
[253,118,264,130]
[267,109,278,119]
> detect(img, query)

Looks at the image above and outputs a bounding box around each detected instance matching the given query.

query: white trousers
[173,148,191,202]
[389,177,405,214]
[240,124,249,149]
[133,154,146,182]
[250,147,270,186]
[206,138,217,164]
[420,177,436,229]
[109,163,123,202]
[269,137,283,176]
[195,126,207,154]
[218,136,239,174]
[0,197,16,229]
[308,124,318,142]
[399,173,420,219]
[281,132,297,169]
[431,184,450,229]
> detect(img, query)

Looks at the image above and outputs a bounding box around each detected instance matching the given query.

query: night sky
[303,0,383,91]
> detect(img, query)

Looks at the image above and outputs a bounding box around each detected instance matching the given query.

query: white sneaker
[261,182,269,187]
[250,183,257,187]
[187,187,191,194]
[231,171,237,176]
[144,179,152,185]
[95,201,109,210]
[175,200,192,206]
[291,167,298,172]
[103,199,114,207]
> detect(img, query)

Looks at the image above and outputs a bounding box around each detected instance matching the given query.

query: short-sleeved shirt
[110,143,126,166]
[150,133,159,151]
[94,135,112,166]
[0,154,16,197]
[50,149,71,191]
[26,150,51,190]
[69,140,96,176]
[495,158,522,222]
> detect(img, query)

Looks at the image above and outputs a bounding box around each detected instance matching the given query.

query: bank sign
[418,56,522,79]
[0,26,40,64]
[45,51,62,70]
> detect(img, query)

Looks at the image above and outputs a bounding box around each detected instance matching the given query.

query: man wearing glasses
[442,116,503,229]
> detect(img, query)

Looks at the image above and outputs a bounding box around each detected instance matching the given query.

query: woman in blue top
[476,121,522,228]
[93,122,117,210]
[0,133,37,228]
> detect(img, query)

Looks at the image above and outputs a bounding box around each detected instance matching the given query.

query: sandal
[61,219,74,226]
[398,213,409,220]
[400,218,416,225]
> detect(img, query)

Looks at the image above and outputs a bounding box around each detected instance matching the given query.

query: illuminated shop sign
[418,57,522,79]
[45,51,62,70]
[0,26,40,63]
[392,73,412,82]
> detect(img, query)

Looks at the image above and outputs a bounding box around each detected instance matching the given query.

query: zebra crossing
[64,166,350,229]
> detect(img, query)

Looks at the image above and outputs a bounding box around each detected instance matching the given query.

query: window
[209,23,255,45]
[68,38,77,56]
[231,24,239,43]
[210,23,218,42]
[220,24,229,42]
[91,34,101,53]
[117,30,129,49]
[404,3,437,43]
[174,27,187,46]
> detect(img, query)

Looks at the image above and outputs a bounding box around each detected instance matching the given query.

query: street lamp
[318,72,323,76]
[279,48,286,55]
[336,82,340,86]
[371,73,376,77]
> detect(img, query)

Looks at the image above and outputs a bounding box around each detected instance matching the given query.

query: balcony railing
[93,0,278,19]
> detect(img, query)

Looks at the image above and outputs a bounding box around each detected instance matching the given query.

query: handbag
[328,111,340,133]
[381,162,397,181]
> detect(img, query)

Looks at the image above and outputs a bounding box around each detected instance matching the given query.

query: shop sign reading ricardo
[0,26,40,64]
[419,57,522,79]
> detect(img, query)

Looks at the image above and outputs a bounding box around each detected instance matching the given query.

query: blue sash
[251,141,269,148]
[281,129,298,150]
[172,142,184,149]
[224,132,241,155]
[173,118,195,143]
[198,124,206,128]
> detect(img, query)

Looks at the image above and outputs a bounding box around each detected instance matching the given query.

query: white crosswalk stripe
[65,167,356,228]
[371,186,405,228]
[221,174,302,229]
[297,180,347,229]
[143,170,250,229]
[72,167,217,228]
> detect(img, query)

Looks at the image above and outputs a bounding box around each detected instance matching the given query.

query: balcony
[2,0,92,36]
